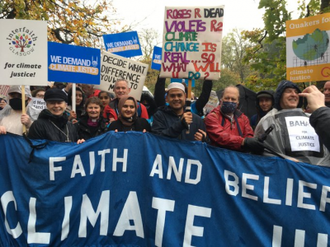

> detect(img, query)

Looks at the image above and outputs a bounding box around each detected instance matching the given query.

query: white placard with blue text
[48,42,101,85]
[0,19,48,86]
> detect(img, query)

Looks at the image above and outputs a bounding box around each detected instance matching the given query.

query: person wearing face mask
[76,97,110,140]
[109,95,151,132]
[0,85,33,135]
[205,85,262,153]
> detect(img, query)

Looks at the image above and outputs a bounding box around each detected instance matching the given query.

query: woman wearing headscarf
[76,97,110,140]
[109,95,151,132]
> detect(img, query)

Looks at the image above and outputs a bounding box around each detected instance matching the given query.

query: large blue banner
[103,31,142,58]
[0,132,330,246]
[48,42,101,85]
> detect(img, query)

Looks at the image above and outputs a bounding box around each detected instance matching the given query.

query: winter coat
[109,118,151,132]
[152,105,206,141]
[76,115,109,140]
[205,106,254,151]
[28,109,78,142]
[310,106,330,152]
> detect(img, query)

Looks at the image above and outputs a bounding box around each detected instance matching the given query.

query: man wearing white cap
[152,82,207,142]
[0,85,33,135]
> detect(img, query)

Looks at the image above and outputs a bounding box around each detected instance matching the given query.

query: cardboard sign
[160,6,224,80]
[103,31,142,58]
[151,46,162,70]
[286,13,330,82]
[0,19,47,86]
[98,51,148,100]
[48,42,101,85]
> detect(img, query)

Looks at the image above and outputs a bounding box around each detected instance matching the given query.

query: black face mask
[9,98,23,110]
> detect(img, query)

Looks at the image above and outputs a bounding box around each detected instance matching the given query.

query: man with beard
[152,82,207,142]
[205,85,262,153]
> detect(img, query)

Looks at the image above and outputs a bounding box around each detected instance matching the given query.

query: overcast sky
[112,0,299,39]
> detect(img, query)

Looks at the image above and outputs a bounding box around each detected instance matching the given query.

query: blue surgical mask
[221,101,237,114]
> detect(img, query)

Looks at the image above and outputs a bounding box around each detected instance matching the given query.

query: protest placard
[160,6,224,80]
[286,13,330,82]
[0,19,47,86]
[48,42,101,85]
[98,51,149,100]
[103,31,142,58]
[151,46,162,70]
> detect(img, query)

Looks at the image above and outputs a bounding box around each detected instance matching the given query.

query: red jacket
[205,106,253,151]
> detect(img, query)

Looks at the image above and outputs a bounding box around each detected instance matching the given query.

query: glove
[243,138,265,154]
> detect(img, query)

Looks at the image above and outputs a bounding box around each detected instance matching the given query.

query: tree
[221,29,253,83]
[0,0,119,47]
[242,0,330,90]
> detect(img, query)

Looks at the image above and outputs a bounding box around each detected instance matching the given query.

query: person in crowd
[0,86,33,135]
[205,85,261,153]
[81,84,101,99]
[98,91,114,107]
[32,88,46,99]
[66,86,85,122]
[323,81,330,107]
[103,79,149,122]
[109,95,151,132]
[61,83,72,96]
[250,90,274,129]
[255,80,329,165]
[0,97,7,110]
[28,88,81,143]
[299,85,330,152]
[76,97,110,140]
[153,75,213,117]
[152,82,207,142]
[140,91,157,125]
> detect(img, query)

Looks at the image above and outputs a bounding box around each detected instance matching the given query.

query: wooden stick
[21,85,26,133]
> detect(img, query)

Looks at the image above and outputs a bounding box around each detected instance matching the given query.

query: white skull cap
[167,82,185,93]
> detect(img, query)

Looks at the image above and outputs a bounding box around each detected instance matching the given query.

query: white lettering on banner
[27,198,50,244]
[224,170,330,212]
[0,191,22,238]
[0,190,212,244]
[152,197,175,247]
[149,154,202,185]
[79,191,110,238]
[272,225,328,247]
[49,149,128,181]
[285,116,320,152]
[183,205,212,247]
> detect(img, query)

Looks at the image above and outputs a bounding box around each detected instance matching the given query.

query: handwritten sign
[160,6,224,80]
[0,19,47,86]
[285,116,320,152]
[98,51,149,100]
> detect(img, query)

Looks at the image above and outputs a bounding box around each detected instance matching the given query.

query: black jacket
[28,109,79,142]
[310,106,330,151]
[76,115,109,140]
[109,118,151,132]
[152,105,206,141]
